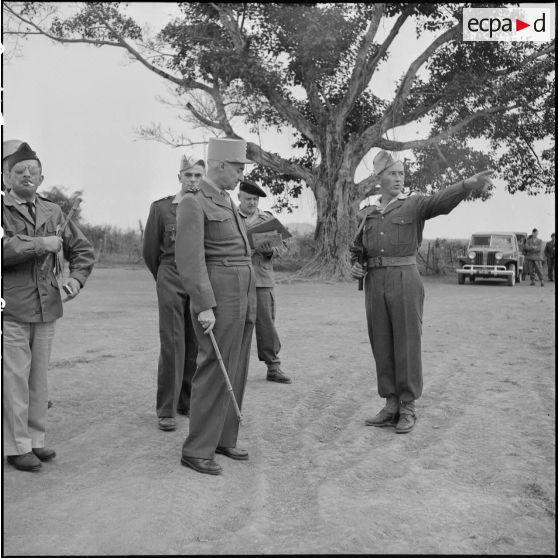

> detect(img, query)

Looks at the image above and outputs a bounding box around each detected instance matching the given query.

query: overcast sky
[2,2,555,239]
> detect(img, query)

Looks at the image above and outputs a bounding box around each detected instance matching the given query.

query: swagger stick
[39,197,81,273]
[208,329,243,424]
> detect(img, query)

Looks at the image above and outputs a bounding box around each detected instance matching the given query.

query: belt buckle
[376,256,383,267]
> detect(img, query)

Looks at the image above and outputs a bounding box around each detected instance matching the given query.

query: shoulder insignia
[184,185,200,194]
[37,194,52,201]
[264,210,273,216]
[154,194,174,203]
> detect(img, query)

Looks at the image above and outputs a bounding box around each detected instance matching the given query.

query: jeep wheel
[507,264,516,286]
[458,274,465,285]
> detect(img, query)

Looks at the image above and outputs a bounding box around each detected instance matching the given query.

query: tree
[40,186,83,222]
[3,2,555,278]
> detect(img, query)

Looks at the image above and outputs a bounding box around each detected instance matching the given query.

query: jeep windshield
[470,235,513,249]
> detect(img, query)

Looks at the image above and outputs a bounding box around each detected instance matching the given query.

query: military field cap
[3,139,24,160]
[373,150,402,176]
[180,154,206,172]
[207,137,252,164]
[239,180,267,197]
[7,142,41,171]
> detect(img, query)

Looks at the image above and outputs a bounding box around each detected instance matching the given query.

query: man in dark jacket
[238,180,291,384]
[524,228,544,286]
[351,150,493,434]
[543,233,554,282]
[2,142,95,472]
[142,155,204,431]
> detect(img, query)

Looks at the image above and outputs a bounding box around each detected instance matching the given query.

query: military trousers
[546,256,554,280]
[156,264,198,418]
[255,287,281,371]
[528,260,543,282]
[2,320,56,455]
[182,264,256,459]
[364,264,425,402]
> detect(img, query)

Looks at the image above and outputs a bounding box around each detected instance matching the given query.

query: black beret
[8,142,41,171]
[239,180,266,197]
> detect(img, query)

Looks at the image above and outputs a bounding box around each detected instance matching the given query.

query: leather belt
[206,256,252,266]
[367,255,417,268]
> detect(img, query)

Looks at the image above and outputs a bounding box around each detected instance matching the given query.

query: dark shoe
[180,455,222,475]
[215,446,249,461]
[48,400,53,409]
[32,447,56,461]
[395,413,416,434]
[158,417,176,431]
[7,452,42,471]
[365,408,399,427]
[177,408,190,417]
[266,370,292,384]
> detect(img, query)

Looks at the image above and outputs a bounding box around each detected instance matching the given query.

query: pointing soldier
[2,142,95,471]
[238,179,291,384]
[351,150,493,434]
[142,155,204,431]
[175,137,256,476]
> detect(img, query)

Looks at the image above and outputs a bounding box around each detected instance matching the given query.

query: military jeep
[456,232,524,286]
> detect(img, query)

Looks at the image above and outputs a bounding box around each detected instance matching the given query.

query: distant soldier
[238,179,291,384]
[175,138,255,476]
[2,142,95,472]
[524,228,544,286]
[351,150,493,434]
[2,139,24,190]
[142,155,204,431]
[544,233,554,282]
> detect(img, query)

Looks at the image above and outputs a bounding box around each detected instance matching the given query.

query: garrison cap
[207,137,252,164]
[7,142,41,171]
[373,150,402,176]
[239,180,267,197]
[180,154,206,171]
[3,139,24,160]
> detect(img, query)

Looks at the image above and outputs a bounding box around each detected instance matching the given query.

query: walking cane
[208,329,243,424]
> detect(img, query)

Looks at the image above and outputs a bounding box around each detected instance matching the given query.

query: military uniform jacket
[2,191,95,322]
[175,178,251,315]
[142,194,181,280]
[358,182,470,258]
[524,236,543,261]
[544,240,555,259]
[241,208,285,288]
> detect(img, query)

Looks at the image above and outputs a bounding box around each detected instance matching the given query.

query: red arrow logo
[516,18,530,31]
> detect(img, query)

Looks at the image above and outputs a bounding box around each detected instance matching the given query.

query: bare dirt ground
[2,267,555,555]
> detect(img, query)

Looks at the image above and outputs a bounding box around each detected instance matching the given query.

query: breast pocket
[205,211,237,240]
[390,215,415,246]
[163,223,176,248]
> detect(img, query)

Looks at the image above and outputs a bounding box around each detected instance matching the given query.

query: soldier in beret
[175,137,256,476]
[351,150,493,434]
[238,179,291,384]
[2,139,23,190]
[2,142,95,472]
[142,155,205,431]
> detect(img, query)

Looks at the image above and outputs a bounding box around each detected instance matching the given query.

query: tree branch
[334,4,414,133]
[378,105,519,151]
[246,142,314,183]
[211,2,321,145]
[380,24,460,135]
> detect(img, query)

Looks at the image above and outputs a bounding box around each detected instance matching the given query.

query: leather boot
[396,400,416,434]
[365,395,399,427]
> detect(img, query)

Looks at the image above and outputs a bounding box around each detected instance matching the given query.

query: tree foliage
[3,2,555,277]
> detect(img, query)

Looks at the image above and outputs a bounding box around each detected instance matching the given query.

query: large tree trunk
[296,167,359,281]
